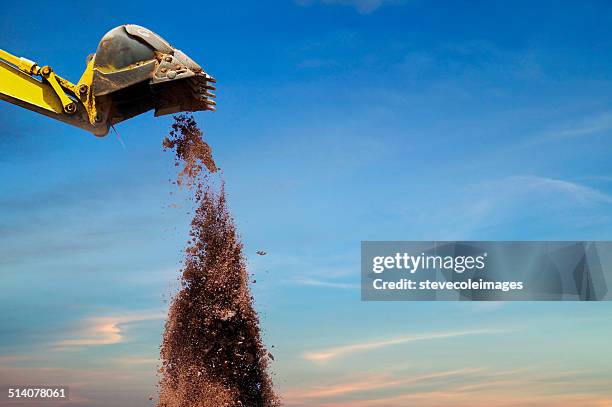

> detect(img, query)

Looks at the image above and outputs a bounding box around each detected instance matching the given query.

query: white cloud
[294,277,359,289]
[537,112,612,143]
[413,175,612,239]
[513,175,612,204]
[296,0,405,14]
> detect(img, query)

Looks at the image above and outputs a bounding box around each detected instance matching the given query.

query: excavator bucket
[0,24,214,136]
[92,24,216,127]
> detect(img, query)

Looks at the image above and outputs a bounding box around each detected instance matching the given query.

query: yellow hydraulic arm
[0,48,108,135]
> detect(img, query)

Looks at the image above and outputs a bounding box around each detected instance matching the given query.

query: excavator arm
[0,25,216,137]
[0,48,107,135]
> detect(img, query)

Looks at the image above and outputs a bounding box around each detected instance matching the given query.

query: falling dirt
[157,114,280,407]
[163,114,218,188]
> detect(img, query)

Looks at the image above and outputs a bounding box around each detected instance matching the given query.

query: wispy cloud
[294,277,359,289]
[285,368,482,400]
[510,175,612,205]
[55,311,164,348]
[418,175,612,239]
[252,252,357,286]
[303,329,504,361]
[283,368,612,407]
[310,390,612,407]
[533,112,612,144]
[295,0,406,14]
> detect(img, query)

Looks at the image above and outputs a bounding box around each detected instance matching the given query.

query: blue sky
[2,1,612,406]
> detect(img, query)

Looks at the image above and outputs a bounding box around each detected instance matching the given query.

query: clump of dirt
[163,114,218,187]
[158,114,280,407]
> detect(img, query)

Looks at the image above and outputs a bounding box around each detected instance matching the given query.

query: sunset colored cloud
[55,311,164,348]
[303,329,503,361]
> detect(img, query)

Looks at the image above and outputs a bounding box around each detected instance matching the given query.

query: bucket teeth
[192,76,216,90]
[188,77,217,102]
[199,94,216,104]
[203,77,216,91]
[179,74,216,112]
[197,88,215,99]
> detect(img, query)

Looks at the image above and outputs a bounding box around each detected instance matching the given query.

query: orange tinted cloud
[283,368,612,407]
[55,311,164,348]
[284,369,482,400]
[303,329,503,361]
